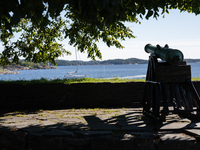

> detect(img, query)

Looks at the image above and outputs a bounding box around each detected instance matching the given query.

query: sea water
[0,63,200,81]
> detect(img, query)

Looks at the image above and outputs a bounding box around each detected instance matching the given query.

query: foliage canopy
[0,0,199,65]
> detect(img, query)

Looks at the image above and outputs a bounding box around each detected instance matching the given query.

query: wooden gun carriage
[143,44,200,122]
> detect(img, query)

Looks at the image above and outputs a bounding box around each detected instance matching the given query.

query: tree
[0,0,200,65]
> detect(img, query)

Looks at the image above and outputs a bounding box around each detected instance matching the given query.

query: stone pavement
[1,107,200,150]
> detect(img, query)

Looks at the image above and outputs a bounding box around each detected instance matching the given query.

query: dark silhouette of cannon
[143,44,200,122]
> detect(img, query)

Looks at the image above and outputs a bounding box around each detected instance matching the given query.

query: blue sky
[62,9,200,61]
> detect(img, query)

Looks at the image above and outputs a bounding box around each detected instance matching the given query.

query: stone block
[1,123,29,129]
[63,137,90,147]
[156,122,190,131]
[62,144,78,150]
[21,127,47,136]
[37,137,63,150]
[157,133,196,150]
[26,134,43,150]
[157,142,196,150]
[121,123,155,131]
[185,129,200,136]
[41,120,58,126]
[133,136,155,150]
[74,131,113,136]
[185,129,200,142]
[188,122,200,129]
[42,130,67,138]
[90,135,149,150]
[130,132,155,138]
[0,130,27,149]
[159,133,196,141]
[90,136,112,150]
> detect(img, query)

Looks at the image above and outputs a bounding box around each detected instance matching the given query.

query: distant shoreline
[56,58,200,66]
[0,69,20,75]
[0,65,57,75]
[3,64,58,71]
[56,58,148,66]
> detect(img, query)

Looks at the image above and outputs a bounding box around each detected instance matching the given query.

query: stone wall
[1,130,199,150]
[1,81,200,110]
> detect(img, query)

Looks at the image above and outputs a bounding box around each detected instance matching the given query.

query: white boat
[66,70,86,79]
[64,47,86,79]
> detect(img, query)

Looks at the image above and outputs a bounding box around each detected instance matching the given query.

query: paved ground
[1,107,200,150]
[0,107,196,132]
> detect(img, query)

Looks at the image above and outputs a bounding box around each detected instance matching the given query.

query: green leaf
[137,4,146,15]
[145,10,153,19]
[11,7,21,25]
[5,20,12,34]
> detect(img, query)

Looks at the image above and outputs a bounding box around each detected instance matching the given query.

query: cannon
[143,44,200,122]
[144,44,183,65]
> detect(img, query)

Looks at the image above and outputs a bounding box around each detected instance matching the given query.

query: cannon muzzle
[145,44,184,65]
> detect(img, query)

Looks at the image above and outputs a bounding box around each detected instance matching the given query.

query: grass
[192,77,200,81]
[16,114,26,117]
[0,77,145,84]
[38,113,47,117]
[0,77,200,84]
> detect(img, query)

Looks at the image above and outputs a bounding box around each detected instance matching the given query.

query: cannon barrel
[144,44,184,65]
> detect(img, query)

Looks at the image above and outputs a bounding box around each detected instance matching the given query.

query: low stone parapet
[1,81,200,110]
[0,82,145,110]
[3,130,194,150]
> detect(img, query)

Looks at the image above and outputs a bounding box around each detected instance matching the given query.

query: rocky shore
[0,65,57,75]
[0,69,20,75]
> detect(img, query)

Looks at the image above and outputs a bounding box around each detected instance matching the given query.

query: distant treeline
[184,59,200,63]
[56,58,200,66]
[19,61,41,68]
[56,58,148,66]
[4,58,200,67]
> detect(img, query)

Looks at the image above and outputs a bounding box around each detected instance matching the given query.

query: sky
[1,9,200,62]
[61,9,200,61]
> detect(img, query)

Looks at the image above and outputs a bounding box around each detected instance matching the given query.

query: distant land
[56,58,200,66]
[56,58,148,66]
[184,59,200,63]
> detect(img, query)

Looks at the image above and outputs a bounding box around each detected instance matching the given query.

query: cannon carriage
[143,44,200,122]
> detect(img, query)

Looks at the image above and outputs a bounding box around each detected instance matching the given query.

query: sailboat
[64,47,86,79]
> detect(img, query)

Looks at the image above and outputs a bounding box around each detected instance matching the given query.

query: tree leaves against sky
[0,0,199,65]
